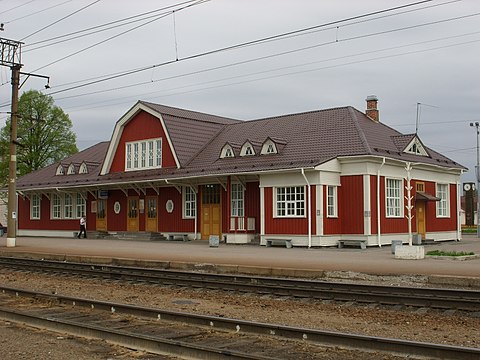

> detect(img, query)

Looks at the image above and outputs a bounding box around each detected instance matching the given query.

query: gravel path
[0,269,478,359]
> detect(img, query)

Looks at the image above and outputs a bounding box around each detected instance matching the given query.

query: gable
[102,102,180,174]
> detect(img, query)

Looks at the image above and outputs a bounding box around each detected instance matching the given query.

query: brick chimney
[365,95,379,122]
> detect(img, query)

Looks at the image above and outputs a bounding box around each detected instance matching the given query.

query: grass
[426,250,475,257]
[462,227,477,234]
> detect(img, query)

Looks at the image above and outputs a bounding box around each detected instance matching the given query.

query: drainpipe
[377,158,386,247]
[301,168,312,248]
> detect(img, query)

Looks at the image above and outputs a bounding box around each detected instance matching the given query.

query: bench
[266,238,292,249]
[168,234,189,241]
[338,240,367,250]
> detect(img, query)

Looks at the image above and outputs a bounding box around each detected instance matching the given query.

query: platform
[0,235,479,285]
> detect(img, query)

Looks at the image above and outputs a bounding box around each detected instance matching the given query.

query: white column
[363,174,371,236]
[316,185,323,236]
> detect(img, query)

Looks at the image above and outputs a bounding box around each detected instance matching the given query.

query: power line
[20,0,101,41]
[29,0,209,73]
[40,0,438,96]
[23,0,200,52]
[0,0,37,16]
[2,0,74,24]
[47,15,480,100]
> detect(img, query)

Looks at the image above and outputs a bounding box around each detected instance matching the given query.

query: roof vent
[365,95,379,122]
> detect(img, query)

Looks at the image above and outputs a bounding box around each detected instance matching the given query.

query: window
[125,138,162,171]
[240,141,255,156]
[261,139,278,155]
[76,194,86,218]
[416,182,425,192]
[386,178,403,217]
[231,183,244,217]
[405,138,428,156]
[56,165,64,175]
[52,194,61,219]
[31,194,40,219]
[276,186,305,217]
[436,183,449,217]
[327,186,337,217]
[64,194,73,219]
[183,187,196,218]
[79,162,88,174]
[67,164,75,175]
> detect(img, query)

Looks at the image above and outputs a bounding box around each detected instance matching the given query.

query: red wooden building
[15,96,465,246]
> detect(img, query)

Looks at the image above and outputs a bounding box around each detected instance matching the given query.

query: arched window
[56,165,64,176]
[261,139,277,155]
[67,164,75,175]
[79,162,88,174]
[240,141,255,156]
[220,144,235,158]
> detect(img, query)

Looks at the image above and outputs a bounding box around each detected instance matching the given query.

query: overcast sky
[0,0,478,184]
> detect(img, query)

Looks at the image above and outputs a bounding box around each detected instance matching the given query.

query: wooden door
[145,196,158,232]
[416,201,426,239]
[201,184,221,240]
[96,200,107,231]
[127,197,139,232]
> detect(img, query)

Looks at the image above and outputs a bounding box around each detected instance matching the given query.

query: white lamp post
[470,121,480,237]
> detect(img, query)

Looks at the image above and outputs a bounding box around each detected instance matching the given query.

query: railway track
[0,256,479,312]
[0,285,479,360]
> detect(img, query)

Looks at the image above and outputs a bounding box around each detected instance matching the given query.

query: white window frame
[76,193,86,218]
[30,194,41,219]
[220,144,235,158]
[326,186,337,218]
[261,139,278,155]
[64,194,73,219]
[231,183,245,217]
[125,138,162,171]
[183,186,196,219]
[51,193,62,219]
[385,178,403,218]
[436,183,450,217]
[275,186,305,218]
[240,141,255,156]
[79,162,88,174]
[56,165,64,175]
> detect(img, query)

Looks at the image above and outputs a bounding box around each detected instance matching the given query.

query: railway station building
[15,96,466,246]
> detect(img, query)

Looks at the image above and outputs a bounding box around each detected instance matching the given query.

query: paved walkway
[0,234,479,278]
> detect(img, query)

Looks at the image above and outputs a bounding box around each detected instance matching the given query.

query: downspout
[301,168,312,248]
[377,158,386,247]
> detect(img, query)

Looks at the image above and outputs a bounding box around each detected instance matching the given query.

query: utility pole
[1,37,23,247]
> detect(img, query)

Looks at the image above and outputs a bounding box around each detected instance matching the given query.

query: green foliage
[426,250,475,257]
[0,90,78,186]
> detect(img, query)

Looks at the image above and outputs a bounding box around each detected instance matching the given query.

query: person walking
[78,215,87,238]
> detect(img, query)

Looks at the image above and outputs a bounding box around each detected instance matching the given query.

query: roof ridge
[348,107,372,154]
[140,101,240,125]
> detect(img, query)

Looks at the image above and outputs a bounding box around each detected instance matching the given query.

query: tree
[0,90,78,185]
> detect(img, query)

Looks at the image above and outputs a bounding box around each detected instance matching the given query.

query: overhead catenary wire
[36,0,441,97]
[2,0,74,25]
[20,0,102,41]
[22,0,200,52]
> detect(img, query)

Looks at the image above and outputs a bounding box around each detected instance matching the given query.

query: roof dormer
[220,143,235,159]
[79,162,89,174]
[240,141,256,156]
[261,138,278,155]
[56,164,64,176]
[67,163,76,175]
[404,137,429,157]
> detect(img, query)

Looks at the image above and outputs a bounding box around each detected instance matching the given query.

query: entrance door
[96,199,107,231]
[416,201,426,239]
[201,184,221,240]
[145,196,158,232]
[127,197,139,232]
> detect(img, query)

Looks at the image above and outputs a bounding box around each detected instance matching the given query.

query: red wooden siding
[246,181,261,233]
[338,175,364,234]
[323,184,341,235]
[158,187,195,233]
[378,177,408,234]
[424,182,457,232]
[110,110,177,173]
[264,186,315,235]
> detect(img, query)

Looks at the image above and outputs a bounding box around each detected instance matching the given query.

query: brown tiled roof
[16,102,466,191]
[17,142,109,189]
[141,101,240,166]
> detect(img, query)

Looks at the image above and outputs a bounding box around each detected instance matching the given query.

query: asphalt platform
[0,234,479,287]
